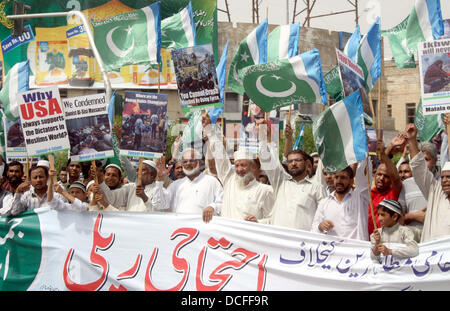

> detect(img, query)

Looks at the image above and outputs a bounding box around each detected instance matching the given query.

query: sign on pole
[18,86,70,157]
[418,38,450,115]
[120,91,168,159]
[63,93,114,162]
[171,43,221,113]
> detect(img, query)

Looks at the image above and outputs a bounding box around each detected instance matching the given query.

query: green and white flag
[161,1,196,49]
[242,48,328,112]
[313,91,368,173]
[381,16,416,69]
[356,17,381,91]
[91,2,161,71]
[414,99,444,142]
[267,23,300,62]
[324,65,344,102]
[0,60,30,121]
[227,19,268,95]
[406,0,444,52]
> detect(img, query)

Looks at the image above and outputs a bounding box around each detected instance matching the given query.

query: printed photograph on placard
[418,38,450,115]
[66,115,113,157]
[120,91,168,158]
[171,43,221,113]
[336,49,366,98]
[5,118,25,149]
[63,93,114,162]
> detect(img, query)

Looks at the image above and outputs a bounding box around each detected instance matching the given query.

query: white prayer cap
[105,163,122,175]
[442,162,450,172]
[234,149,255,161]
[86,180,96,190]
[37,160,49,169]
[142,159,157,170]
[310,152,319,157]
[69,181,87,193]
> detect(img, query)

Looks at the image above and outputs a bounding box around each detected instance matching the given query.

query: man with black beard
[1,161,24,193]
[311,160,371,241]
[258,120,327,230]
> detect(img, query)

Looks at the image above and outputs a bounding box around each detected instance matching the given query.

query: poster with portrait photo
[239,99,280,156]
[171,43,221,113]
[2,116,27,161]
[63,93,114,162]
[418,38,450,115]
[120,91,168,159]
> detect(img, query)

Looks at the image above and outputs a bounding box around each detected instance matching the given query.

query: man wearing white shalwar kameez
[154,148,223,223]
[311,159,371,241]
[206,129,274,222]
[407,123,450,242]
[257,123,327,230]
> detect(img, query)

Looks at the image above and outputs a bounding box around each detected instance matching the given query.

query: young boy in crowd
[370,199,419,261]
[48,169,89,211]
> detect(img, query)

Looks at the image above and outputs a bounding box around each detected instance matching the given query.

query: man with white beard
[154,148,223,223]
[204,118,274,222]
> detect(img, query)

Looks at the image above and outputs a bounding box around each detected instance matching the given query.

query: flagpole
[48,154,57,184]
[26,155,30,181]
[366,156,378,230]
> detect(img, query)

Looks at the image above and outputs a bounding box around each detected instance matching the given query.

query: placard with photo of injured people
[418,38,450,115]
[171,43,221,113]
[18,86,70,157]
[63,93,114,162]
[2,116,26,160]
[120,91,168,159]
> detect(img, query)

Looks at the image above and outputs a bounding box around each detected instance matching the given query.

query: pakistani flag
[242,48,328,112]
[161,1,196,49]
[324,65,344,102]
[91,2,161,71]
[227,19,268,95]
[181,110,203,151]
[415,99,444,142]
[313,91,368,173]
[406,0,444,52]
[356,17,381,91]
[0,60,30,121]
[381,16,416,69]
[267,24,301,62]
[344,25,362,62]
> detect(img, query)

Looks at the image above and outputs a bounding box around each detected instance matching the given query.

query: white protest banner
[171,43,221,113]
[120,91,168,159]
[336,48,366,98]
[418,38,450,115]
[18,86,70,156]
[2,208,449,291]
[63,93,114,162]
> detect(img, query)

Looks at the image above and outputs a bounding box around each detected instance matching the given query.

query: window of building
[406,103,416,124]
[224,92,240,113]
[387,104,392,117]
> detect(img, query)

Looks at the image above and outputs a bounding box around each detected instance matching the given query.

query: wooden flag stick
[366,157,378,230]
[91,160,98,185]
[25,155,30,181]
[137,158,144,186]
[158,63,161,94]
[48,154,57,184]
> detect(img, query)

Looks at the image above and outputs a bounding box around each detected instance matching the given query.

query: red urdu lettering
[145,228,199,291]
[63,213,115,291]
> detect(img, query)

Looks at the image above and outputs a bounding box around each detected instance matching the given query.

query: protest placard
[171,43,221,113]
[336,48,366,98]
[18,86,70,157]
[418,38,450,115]
[2,117,27,161]
[62,93,114,162]
[120,91,168,159]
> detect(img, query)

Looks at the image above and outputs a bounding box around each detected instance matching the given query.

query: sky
[217,0,450,59]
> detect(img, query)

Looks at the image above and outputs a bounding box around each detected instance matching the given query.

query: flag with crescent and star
[91,1,161,72]
[226,19,268,95]
[241,48,328,112]
[312,91,368,173]
[161,1,196,50]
